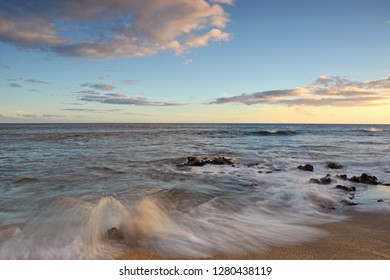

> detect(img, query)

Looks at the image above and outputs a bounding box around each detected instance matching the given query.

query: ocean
[0,123,389,259]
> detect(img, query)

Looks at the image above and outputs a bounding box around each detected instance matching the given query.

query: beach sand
[116,210,390,260]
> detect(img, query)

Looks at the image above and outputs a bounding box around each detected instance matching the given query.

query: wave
[248,130,299,136]
[360,128,383,133]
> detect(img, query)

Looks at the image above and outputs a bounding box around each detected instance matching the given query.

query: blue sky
[1,0,390,123]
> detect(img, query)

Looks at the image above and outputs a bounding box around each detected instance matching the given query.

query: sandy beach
[117,210,390,260]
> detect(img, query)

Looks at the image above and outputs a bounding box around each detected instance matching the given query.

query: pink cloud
[0,0,233,58]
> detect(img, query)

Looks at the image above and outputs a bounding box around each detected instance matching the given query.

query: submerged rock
[326,162,343,169]
[297,164,314,172]
[180,156,234,167]
[14,177,38,184]
[335,185,356,192]
[349,173,379,185]
[342,199,358,206]
[309,174,333,185]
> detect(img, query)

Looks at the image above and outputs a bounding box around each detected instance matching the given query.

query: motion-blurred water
[0,123,389,259]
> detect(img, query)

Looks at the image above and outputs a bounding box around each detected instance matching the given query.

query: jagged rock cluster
[178,156,234,167]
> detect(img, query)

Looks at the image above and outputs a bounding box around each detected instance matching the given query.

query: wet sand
[116,210,390,260]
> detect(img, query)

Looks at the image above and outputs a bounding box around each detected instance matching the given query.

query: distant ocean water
[0,123,389,259]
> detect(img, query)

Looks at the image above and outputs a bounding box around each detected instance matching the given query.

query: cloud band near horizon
[210,75,390,107]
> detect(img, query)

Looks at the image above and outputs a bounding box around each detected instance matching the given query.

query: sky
[1,0,390,124]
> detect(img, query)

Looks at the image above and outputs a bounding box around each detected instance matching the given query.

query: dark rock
[105,227,124,241]
[309,174,333,185]
[327,162,343,169]
[341,199,358,206]
[349,173,379,185]
[336,174,348,180]
[336,185,356,192]
[298,164,314,172]
[186,156,206,166]
[180,156,234,167]
[377,199,384,202]
[210,157,233,165]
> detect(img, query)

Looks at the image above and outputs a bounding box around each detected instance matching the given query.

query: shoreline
[116,210,390,260]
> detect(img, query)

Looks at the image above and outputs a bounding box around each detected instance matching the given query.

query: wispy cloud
[209,75,390,107]
[123,80,138,85]
[9,82,21,88]
[81,83,115,91]
[0,62,10,69]
[18,114,64,119]
[7,77,49,85]
[61,108,99,112]
[25,79,49,84]
[0,0,233,58]
[182,58,193,65]
[80,92,188,107]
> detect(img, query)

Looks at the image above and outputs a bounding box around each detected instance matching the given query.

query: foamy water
[0,124,389,259]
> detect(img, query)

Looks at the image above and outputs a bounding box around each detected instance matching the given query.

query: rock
[309,174,333,185]
[336,174,348,180]
[342,199,358,206]
[210,157,233,165]
[298,164,314,172]
[349,173,379,185]
[335,185,356,192]
[326,162,343,169]
[105,227,124,241]
[377,199,384,202]
[186,156,206,166]
[180,156,234,167]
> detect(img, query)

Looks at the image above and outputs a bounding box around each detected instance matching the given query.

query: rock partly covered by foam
[180,156,234,167]
[349,173,379,185]
[335,185,356,192]
[326,162,343,169]
[309,174,334,185]
[297,164,314,172]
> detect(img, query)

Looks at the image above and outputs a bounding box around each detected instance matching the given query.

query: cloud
[182,58,193,65]
[25,79,49,84]
[18,114,64,118]
[0,0,233,58]
[61,108,99,112]
[0,62,10,69]
[80,92,188,106]
[9,82,21,88]
[7,77,49,85]
[81,83,115,91]
[0,15,67,47]
[210,75,390,107]
[76,89,102,95]
[123,80,138,85]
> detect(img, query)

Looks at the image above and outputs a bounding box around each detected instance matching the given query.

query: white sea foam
[360,127,383,132]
